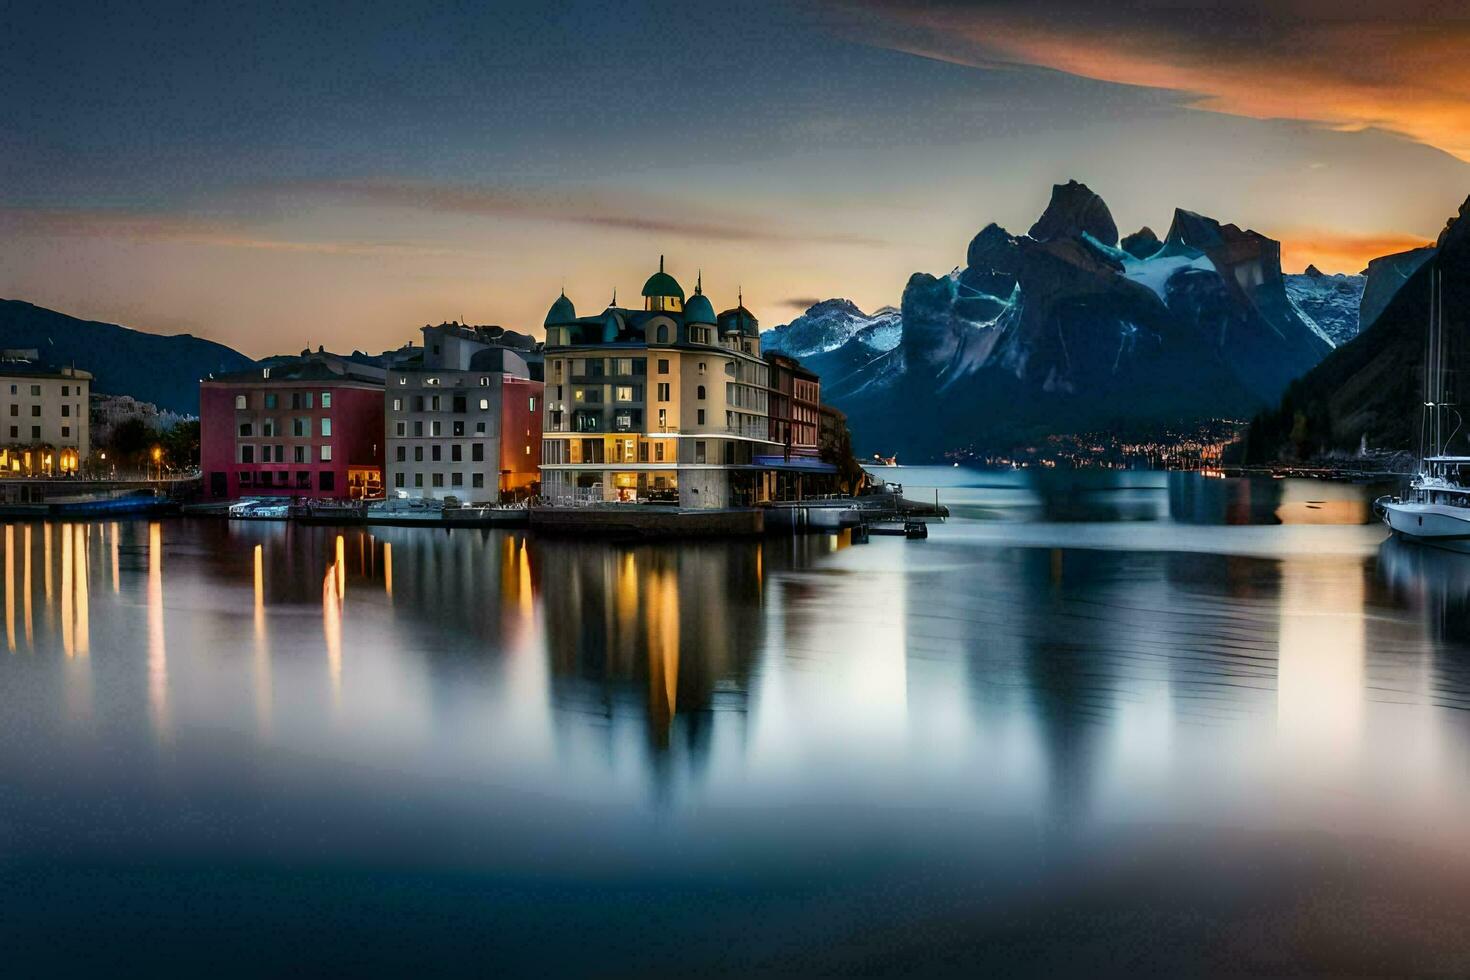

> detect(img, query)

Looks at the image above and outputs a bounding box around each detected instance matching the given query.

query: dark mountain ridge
[0,300,255,415]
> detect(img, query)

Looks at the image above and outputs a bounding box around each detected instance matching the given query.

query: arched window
[697,385,706,399]
[656,325,669,344]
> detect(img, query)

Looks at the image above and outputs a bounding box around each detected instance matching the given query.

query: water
[5,471,1470,975]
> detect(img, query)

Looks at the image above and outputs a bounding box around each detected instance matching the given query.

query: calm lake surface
[6,469,1470,975]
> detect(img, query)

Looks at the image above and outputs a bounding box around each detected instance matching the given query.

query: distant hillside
[1244,193,1470,461]
[0,300,254,414]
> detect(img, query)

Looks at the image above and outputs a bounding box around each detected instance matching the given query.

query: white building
[0,350,91,476]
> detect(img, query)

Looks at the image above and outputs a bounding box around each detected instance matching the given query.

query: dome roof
[684,272,715,323]
[544,291,576,327]
[641,256,684,300]
[718,290,759,335]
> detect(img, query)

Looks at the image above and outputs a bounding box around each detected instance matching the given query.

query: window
[453,395,466,414]
[30,405,40,417]
[321,392,331,408]
[451,473,463,487]
[479,376,490,386]
[241,445,255,464]
[394,472,405,488]
[472,473,484,489]
[475,422,486,434]
[413,421,423,437]
[451,444,462,462]
[414,473,423,488]
[478,398,489,410]
[698,363,706,375]
[697,409,706,425]
[453,421,465,437]
[239,423,253,437]
[265,393,277,409]
[61,386,69,397]
[261,418,276,437]
[319,471,335,492]
[472,443,484,462]
[296,471,311,488]
[61,404,70,417]
[7,427,15,439]
[398,377,407,386]
[431,421,442,436]
[320,445,332,461]
[414,447,424,462]
[239,472,254,486]
[655,442,665,461]
[320,418,331,436]
[529,396,536,412]
[657,408,667,428]
[392,398,402,412]
[432,473,444,488]
[292,418,307,437]
[30,426,39,439]
[694,441,706,464]
[425,377,441,386]
[294,445,307,463]
[616,386,634,402]
[431,445,442,462]
[29,385,40,396]
[61,426,70,438]
[657,358,669,374]
[396,446,406,462]
[657,383,670,401]
[395,421,406,437]
[412,396,424,412]
[656,325,669,344]
[696,385,706,399]
[431,395,441,412]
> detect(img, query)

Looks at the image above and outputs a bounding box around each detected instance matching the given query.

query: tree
[162,419,200,469]
[107,417,153,467]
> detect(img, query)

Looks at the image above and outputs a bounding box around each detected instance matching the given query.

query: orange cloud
[846,1,1470,161]
[1279,230,1435,274]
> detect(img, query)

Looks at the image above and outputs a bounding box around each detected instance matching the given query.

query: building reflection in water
[147,521,168,736]
[323,535,345,708]
[5,525,14,652]
[1276,554,1366,770]
[538,539,764,786]
[254,543,271,737]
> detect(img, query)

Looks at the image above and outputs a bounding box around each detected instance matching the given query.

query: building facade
[200,352,385,500]
[384,323,544,501]
[0,351,91,476]
[764,353,821,459]
[539,259,782,509]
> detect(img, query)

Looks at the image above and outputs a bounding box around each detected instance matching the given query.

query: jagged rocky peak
[1120,226,1161,259]
[1304,263,1324,278]
[1028,179,1118,247]
[1165,208,1284,286]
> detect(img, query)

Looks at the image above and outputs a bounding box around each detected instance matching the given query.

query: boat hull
[1382,500,1470,545]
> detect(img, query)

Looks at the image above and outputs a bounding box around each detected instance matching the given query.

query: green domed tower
[544,289,576,327]
[683,270,716,324]
[641,256,684,313]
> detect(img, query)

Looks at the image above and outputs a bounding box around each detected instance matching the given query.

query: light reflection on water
[4,475,1470,974]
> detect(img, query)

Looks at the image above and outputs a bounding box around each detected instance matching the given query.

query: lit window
[479,376,490,386]
[392,398,402,411]
[320,445,332,462]
[479,398,489,410]
[320,418,331,436]
[615,386,634,401]
[425,377,441,386]
[529,396,536,412]
[398,377,407,385]
[321,392,331,408]
[235,395,247,409]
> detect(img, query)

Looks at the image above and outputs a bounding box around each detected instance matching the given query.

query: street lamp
[151,445,163,481]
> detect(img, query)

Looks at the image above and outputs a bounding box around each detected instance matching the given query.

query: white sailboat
[1380,265,1470,547]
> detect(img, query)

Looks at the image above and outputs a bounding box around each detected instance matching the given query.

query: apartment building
[200,351,385,499]
[384,323,543,501]
[0,351,91,476]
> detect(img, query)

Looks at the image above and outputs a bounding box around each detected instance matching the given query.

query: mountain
[761,299,901,358]
[1284,265,1366,346]
[0,300,254,414]
[768,181,1335,458]
[1244,195,1470,461]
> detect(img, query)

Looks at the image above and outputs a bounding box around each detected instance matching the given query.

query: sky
[2,0,1468,358]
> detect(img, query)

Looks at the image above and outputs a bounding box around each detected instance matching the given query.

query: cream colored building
[539,260,780,508]
[0,351,91,476]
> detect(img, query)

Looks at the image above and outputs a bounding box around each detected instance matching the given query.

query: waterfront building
[0,350,91,476]
[200,350,385,499]
[539,259,790,508]
[764,353,821,459]
[384,322,544,501]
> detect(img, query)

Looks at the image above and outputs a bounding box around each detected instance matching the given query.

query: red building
[201,353,386,500]
[764,353,821,459]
